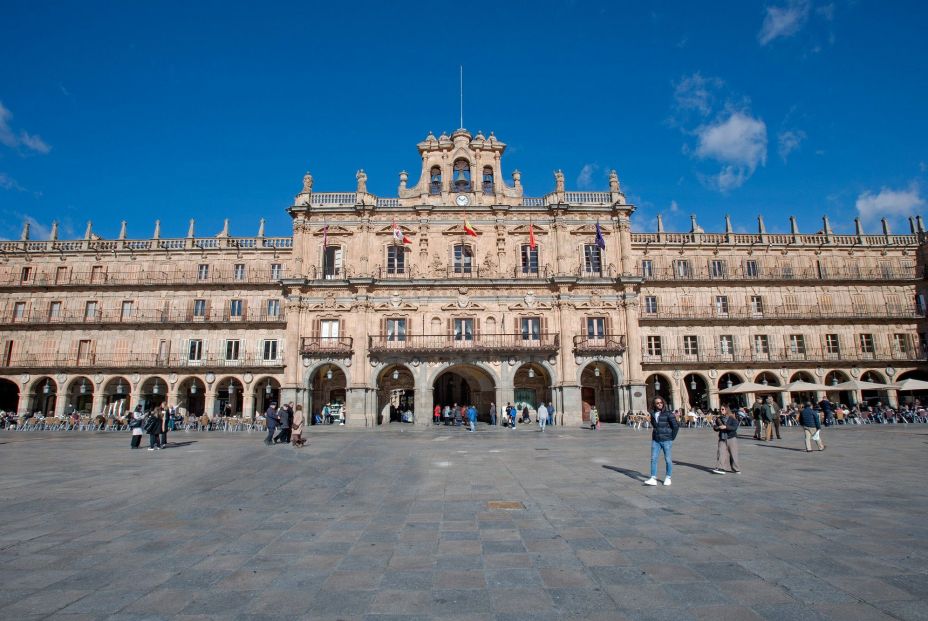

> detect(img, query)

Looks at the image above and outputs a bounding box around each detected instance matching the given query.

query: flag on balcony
[595,220,606,250]
[392,218,411,244]
[529,221,536,249]
[463,218,478,237]
[322,223,328,247]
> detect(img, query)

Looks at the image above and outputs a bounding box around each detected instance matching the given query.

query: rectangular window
[193,299,206,318]
[386,318,407,341]
[859,333,875,354]
[745,260,758,278]
[683,335,699,356]
[270,263,282,280]
[2,340,12,366]
[583,245,602,274]
[821,293,834,312]
[387,246,406,274]
[674,259,691,278]
[233,263,246,281]
[266,299,280,318]
[121,301,133,320]
[825,334,840,355]
[320,319,340,343]
[521,245,539,274]
[644,296,658,314]
[520,317,541,341]
[55,266,68,284]
[197,264,209,280]
[646,335,662,356]
[715,295,729,316]
[753,334,769,354]
[894,333,910,353]
[880,261,895,279]
[188,339,203,361]
[77,339,93,364]
[323,246,343,278]
[229,299,243,318]
[750,295,764,315]
[719,335,734,355]
[225,340,240,361]
[20,267,31,282]
[781,262,794,279]
[453,245,473,274]
[84,301,98,320]
[790,334,807,354]
[49,301,61,320]
[817,260,828,279]
[453,318,474,341]
[710,259,726,278]
[90,265,103,283]
[13,302,25,321]
[586,317,606,339]
[262,339,278,360]
[641,260,653,278]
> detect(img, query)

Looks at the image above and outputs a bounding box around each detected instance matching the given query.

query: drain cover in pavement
[487,501,525,510]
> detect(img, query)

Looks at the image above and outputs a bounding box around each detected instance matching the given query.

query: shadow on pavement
[602,465,647,482]
[672,460,716,474]
[163,441,198,448]
[754,443,806,452]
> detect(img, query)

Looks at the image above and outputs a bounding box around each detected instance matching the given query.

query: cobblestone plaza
[1,426,926,620]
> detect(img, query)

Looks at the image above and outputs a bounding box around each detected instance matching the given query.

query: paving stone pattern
[0,424,926,620]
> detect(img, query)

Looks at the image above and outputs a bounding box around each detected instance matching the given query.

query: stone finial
[356,169,368,194]
[917,215,925,233]
[822,215,833,236]
[689,214,703,234]
[656,214,665,233]
[854,217,864,237]
[153,220,161,239]
[724,214,733,234]
[118,220,127,240]
[20,221,29,241]
[84,220,93,240]
[909,217,916,234]
[609,170,620,193]
[257,218,266,237]
[217,219,230,238]
[187,219,195,238]
[399,170,408,191]
[554,169,565,193]
[50,221,58,241]
[881,217,891,236]
[301,170,313,194]
[757,215,767,235]
[789,216,799,235]
[512,170,521,189]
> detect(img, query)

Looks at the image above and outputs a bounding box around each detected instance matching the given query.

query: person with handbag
[799,401,825,452]
[711,403,741,474]
[145,410,162,450]
[129,407,144,449]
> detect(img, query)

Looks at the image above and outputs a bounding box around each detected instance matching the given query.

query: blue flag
[595,220,606,250]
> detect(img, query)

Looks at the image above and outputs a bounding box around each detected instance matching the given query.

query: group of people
[431,401,557,431]
[263,402,306,447]
[128,405,179,450]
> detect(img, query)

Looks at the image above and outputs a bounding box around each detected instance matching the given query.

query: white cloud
[669,200,680,213]
[576,163,599,189]
[856,184,925,224]
[694,112,768,191]
[0,101,52,155]
[0,172,26,192]
[816,3,835,21]
[777,129,806,162]
[673,73,723,117]
[758,0,811,46]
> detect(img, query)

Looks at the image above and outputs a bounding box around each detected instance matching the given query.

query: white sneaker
[643,477,658,486]
[663,477,672,486]
[711,469,726,475]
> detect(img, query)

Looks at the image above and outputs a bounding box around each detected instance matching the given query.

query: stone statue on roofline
[302,171,313,194]
[554,169,565,193]
[356,169,368,194]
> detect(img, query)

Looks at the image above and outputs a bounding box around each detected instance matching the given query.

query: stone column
[708,388,719,410]
[617,215,632,275]
[54,392,68,418]
[623,295,646,411]
[414,384,433,427]
[21,391,34,416]
[204,389,217,420]
[346,387,367,427]
[779,391,790,409]
[92,392,106,415]
[562,384,583,427]
[886,388,898,408]
[243,388,256,421]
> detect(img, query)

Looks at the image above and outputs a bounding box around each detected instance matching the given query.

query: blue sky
[1,1,926,240]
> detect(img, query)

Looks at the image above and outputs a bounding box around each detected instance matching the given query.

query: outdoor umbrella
[829,379,895,391]
[892,378,928,391]
[783,380,831,392]
[718,381,772,394]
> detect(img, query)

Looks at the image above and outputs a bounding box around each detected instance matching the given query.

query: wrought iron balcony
[300,336,354,357]
[573,334,627,356]
[0,353,284,371]
[0,309,286,327]
[5,267,289,288]
[640,266,921,283]
[637,305,924,322]
[641,348,927,365]
[368,333,559,355]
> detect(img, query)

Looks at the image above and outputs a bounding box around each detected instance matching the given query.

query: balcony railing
[640,266,921,282]
[0,353,285,371]
[300,336,354,357]
[638,305,924,322]
[573,334,627,356]
[1,309,286,327]
[641,348,927,365]
[6,267,289,288]
[368,333,560,355]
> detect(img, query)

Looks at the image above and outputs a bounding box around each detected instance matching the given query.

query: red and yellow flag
[463,218,477,237]
[529,222,536,249]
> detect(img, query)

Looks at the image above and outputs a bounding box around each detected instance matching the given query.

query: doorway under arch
[0,378,19,413]
[581,362,616,422]
[177,377,206,416]
[515,362,552,421]
[67,376,94,414]
[309,364,348,422]
[718,372,746,409]
[433,364,496,422]
[377,365,415,424]
[646,373,671,411]
[31,377,57,415]
[102,377,132,416]
[683,373,709,411]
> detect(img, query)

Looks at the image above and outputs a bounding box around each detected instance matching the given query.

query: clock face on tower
[455,194,470,206]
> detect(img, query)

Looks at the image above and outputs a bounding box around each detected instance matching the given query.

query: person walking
[264,402,280,446]
[751,397,766,440]
[291,404,306,447]
[275,403,291,444]
[506,402,515,429]
[799,401,825,452]
[156,407,170,448]
[466,404,477,432]
[433,404,441,425]
[590,406,599,430]
[145,410,162,451]
[644,397,678,486]
[129,408,144,449]
[537,402,548,432]
[489,402,497,426]
[764,396,782,440]
[711,403,741,474]
[547,401,554,426]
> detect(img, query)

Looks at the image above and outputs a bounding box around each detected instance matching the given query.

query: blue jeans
[650,440,673,478]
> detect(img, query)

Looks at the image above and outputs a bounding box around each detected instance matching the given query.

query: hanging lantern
[152,381,160,395]
[43,379,51,394]
[265,381,272,395]
[528,368,535,379]
[690,379,697,390]
[116,380,124,395]
[762,377,769,386]
[392,369,399,381]
[228,382,236,397]
[594,366,601,377]
[190,382,198,395]
[654,377,661,391]
[326,368,333,380]
[831,376,839,386]
[726,378,733,389]
[79,379,88,394]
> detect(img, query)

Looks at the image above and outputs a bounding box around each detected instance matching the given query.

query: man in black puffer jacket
[644,397,679,487]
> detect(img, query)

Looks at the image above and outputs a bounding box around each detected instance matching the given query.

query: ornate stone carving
[356,169,368,194]
[554,169,565,193]
[302,171,313,194]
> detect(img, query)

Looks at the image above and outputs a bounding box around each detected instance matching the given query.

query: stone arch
[645,373,672,410]
[860,369,886,384]
[753,371,782,387]
[253,375,282,417]
[789,371,817,383]
[306,362,349,423]
[29,376,58,415]
[683,372,710,411]
[101,376,133,415]
[431,363,498,423]
[579,362,619,423]
[176,376,207,417]
[138,375,169,411]
[572,359,621,386]
[214,376,245,417]
[0,378,19,413]
[375,364,415,425]
[65,375,95,414]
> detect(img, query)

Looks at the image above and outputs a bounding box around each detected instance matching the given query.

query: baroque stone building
[1,128,926,425]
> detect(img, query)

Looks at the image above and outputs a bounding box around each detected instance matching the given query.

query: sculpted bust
[302,171,313,194]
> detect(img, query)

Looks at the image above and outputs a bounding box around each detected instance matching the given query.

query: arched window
[453,244,473,274]
[430,166,442,195]
[453,159,471,192]
[482,166,494,195]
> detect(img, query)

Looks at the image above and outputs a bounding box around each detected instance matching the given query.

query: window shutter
[474,317,480,338]
[241,299,248,320]
[204,299,211,320]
